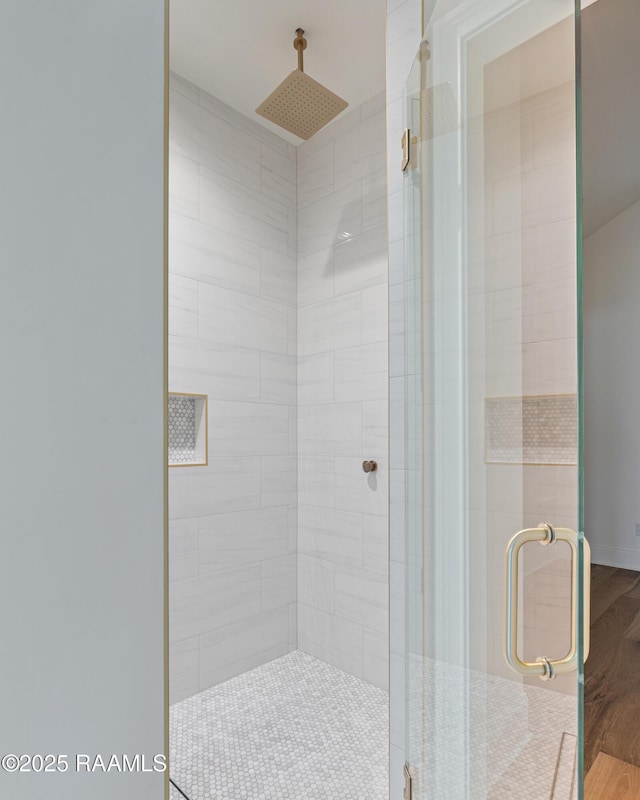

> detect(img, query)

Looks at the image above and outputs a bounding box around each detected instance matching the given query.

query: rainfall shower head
[256,28,348,140]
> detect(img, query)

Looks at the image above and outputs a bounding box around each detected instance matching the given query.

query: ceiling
[169,0,387,145]
[170,0,640,234]
[582,0,640,236]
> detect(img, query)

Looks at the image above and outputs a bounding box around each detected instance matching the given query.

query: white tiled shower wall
[296,94,389,690]
[168,73,391,702]
[168,73,298,702]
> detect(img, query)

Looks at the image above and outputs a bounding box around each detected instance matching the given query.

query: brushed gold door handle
[504,523,590,680]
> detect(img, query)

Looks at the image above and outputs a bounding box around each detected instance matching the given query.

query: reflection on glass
[402,0,580,797]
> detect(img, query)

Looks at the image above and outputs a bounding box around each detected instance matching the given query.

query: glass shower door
[401,1,587,798]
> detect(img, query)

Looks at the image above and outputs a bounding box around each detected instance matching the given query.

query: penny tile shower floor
[169,650,389,800]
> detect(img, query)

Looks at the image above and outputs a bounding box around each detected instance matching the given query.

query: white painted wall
[584,199,640,570]
[168,73,298,702]
[0,3,166,799]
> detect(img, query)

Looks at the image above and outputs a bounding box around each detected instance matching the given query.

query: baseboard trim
[590,544,640,571]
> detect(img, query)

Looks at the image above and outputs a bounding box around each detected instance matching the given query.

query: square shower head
[256,69,348,140]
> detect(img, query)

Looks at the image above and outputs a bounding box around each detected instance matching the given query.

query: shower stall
[166,9,390,796]
[167,0,595,797]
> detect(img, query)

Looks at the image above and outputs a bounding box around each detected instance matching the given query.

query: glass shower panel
[402,1,583,798]
[403,47,427,800]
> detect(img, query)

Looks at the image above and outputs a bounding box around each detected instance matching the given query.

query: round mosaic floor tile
[169,650,389,800]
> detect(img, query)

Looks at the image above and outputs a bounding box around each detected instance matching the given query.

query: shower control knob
[362,460,377,473]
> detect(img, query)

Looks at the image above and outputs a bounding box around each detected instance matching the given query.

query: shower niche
[168,392,208,467]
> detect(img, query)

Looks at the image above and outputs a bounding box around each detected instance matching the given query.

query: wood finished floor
[585,564,640,785]
[585,753,640,800]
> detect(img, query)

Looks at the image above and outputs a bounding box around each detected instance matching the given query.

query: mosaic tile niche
[168,393,208,467]
[486,395,577,465]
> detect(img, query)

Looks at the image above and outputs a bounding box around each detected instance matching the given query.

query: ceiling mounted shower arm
[294,28,307,72]
[255,25,347,140]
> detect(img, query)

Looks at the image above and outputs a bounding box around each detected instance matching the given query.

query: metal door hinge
[403,763,413,800]
[401,129,410,171]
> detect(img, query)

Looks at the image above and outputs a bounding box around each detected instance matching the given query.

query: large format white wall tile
[288,603,298,647]
[305,98,364,149]
[298,248,335,306]
[298,402,363,455]
[169,149,199,219]
[169,458,261,520]
[196,566,263,636]
[200,165,290,255]
[199,608,291,689]
[169,637,199,704]
[261,247,296,307]
[207,400,290,456]
[198,506,291,572]
[260,455,297,508]
[363,166,389,232]
[297,181,363,257]
[334,456,388,517]
[363,513,389,576]
[261,353,296,405]
[298,505,364,567]
[334,108,387,191]
[334,342,388,403]
[198,86,291,154]
[260,142,296,210]
[362,283,388,344]
[298,353,335,405]
[171,90,261,190]
[261,554,297,611]
[297,97,389,689]
[170,71,199,101]
[335,566,388,633]
[363,400,389,454]
[297,140,335,207]
[298,455,335,508]
[169,518,199,582]
[169,564,261,643]
[298,604,363,678]
[199,282,289,355]
[168,337,261,402]
[298,292,362,355]
[169,72,389,702]
[298,555,336,613]
[363,627,389,690]
[169,73,296,700]
[169,213,261,296]
[169,273,199,340]
[389,560,405,658]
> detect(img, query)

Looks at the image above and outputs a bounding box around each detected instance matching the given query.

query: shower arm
[294,28,307,72]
